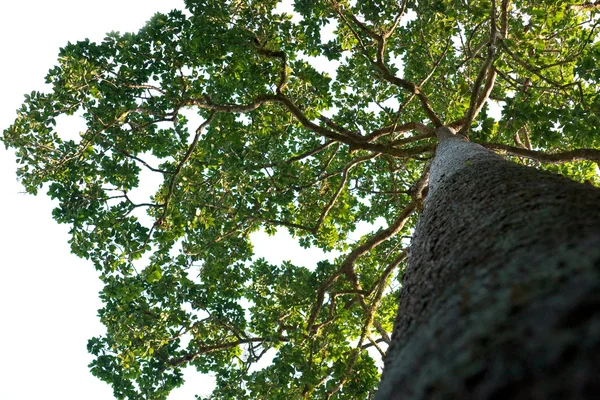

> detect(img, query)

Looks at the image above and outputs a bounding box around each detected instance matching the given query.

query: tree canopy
[3,0,600,398]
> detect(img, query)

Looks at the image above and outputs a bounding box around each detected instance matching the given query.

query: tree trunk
[377,128,600,399]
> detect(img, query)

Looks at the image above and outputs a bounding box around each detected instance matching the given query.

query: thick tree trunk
[377,128,600,399]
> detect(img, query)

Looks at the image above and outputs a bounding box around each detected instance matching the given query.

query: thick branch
[275,94,435,158]
[252,36,289,93]
[479,142,600,164]
[318,115,360,137]
[379,72,444,127]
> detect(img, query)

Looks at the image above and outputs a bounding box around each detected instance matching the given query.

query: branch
[377,70,444,128]
[362,336,387,357]
[188,91,431,160]
[305,202,416,334]
[366,41,449,143]
[168,336,287,366]
[326,246,411,397]
[313,154,379,232]
[253,154,375,235]
[325,252,397,398]
[382,0,409,39]
[318,115,360,137]
[499,40,585,97]
[251,34,289,93]
[365,122,435,142]
[118,149,173,174]
[459,0,500,137]
[569,1,600,10]
[188,95,274,113]
[501,0,510,38]
[275,94,435,158]
[330,0,443,127]
[388,130,436,147]
[479,142,600,164]
[260,140,336,168]
[274,94,365,145]
[149,112,216,250]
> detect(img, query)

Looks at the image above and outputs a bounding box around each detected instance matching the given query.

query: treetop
[3,0,599,398]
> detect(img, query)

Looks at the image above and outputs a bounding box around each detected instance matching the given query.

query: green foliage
[3,0,599,398]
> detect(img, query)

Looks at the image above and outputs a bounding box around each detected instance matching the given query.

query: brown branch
[330,0,443,127]
[275,94,435,158]
[378,71,443,128]
[388,131,436,147]
[367,40,449,143]
[331,1,373,57]
[305,202,416,335]
[472,67,498,124]
[188,95,273,113]
[314,154,379,231]
[161,112,216,215]
[478,142,600,164]
[168,336,287,366]
[459,0,500,138]
[363,336,387,357]
[260,140,336,168]
[373,320,391,345]
[318,115,360,137]
[513,132,526,149]
[252,36,289,93]
[383,0,409,39]
[188,91,431,160]
[274,94,364,144]
[333,0,381,41]
[365,122,435,142]
[118,150,173,174]
[569,1,600,10]
[499,41,583,93]
[501,0,510,38]
[144,112,217,256]
[522,127,532,150]
[326,246,410,397]
[258,217,315,233]
[252,155,375,235]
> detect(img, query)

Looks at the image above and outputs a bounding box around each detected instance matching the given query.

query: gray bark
[377,128,600,399]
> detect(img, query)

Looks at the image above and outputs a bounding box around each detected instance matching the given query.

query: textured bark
[377,132,600,399]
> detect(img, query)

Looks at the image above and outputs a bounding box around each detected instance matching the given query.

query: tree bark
[377,128,600,399]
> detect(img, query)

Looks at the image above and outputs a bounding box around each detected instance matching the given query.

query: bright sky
[0,2,336,399]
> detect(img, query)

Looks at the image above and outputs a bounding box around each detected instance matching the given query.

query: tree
[377,128,600,399]
[2,0,599,398]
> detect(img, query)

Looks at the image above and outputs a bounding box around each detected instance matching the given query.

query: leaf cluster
[3,0,599,398]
